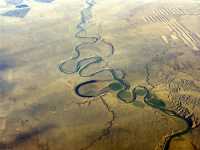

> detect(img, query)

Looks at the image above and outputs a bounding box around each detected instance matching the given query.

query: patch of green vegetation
[109,82,123,91]
[148,97,166,108]
[118,90,132,103]
[134,88,146,96]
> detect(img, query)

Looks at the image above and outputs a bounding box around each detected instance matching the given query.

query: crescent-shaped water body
[58,0,193,149]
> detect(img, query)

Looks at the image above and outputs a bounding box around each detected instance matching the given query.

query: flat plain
[0,0,200,150]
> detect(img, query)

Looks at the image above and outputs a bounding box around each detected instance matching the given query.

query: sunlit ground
[0,0,200,150]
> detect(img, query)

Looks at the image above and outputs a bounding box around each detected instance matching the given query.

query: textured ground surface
[0,0,200,150]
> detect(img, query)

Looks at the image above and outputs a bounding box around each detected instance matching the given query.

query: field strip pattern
[144,7,200,51]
